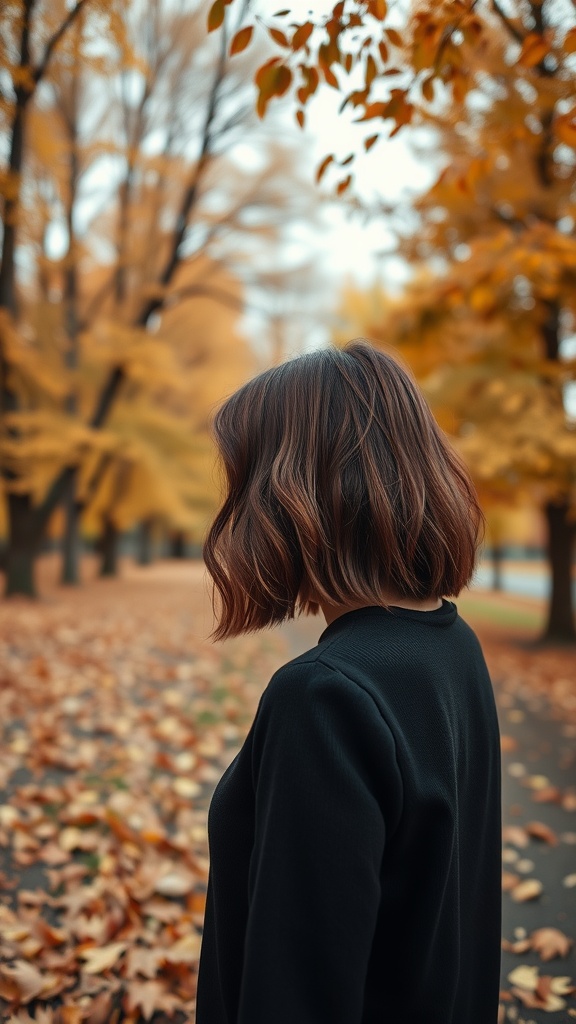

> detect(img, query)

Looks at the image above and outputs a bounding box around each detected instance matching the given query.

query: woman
[195,340,502,1024]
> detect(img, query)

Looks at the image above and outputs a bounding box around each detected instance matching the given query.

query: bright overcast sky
[263,0,433,286]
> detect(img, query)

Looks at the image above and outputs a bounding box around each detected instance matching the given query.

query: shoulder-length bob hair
[204,340,483,640]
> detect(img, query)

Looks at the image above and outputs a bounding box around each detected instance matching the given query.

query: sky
[251,0,431,287]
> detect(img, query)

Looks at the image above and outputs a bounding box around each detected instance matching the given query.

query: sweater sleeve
[237,657,404,1024]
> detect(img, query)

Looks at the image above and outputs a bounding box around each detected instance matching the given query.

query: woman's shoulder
[260,645,385,722]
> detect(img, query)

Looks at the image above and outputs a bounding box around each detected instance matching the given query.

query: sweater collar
[318,599,458,644]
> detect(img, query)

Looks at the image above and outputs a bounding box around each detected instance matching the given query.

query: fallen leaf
[507,963,575,1012]
[162,931,202,962]
[125,945,162,979]
[525,821,558,845]
[502,936,531,953]
[502,870,520,891]
[508,963,539,990]
[78,942,127,974]
[511,984,567,1012]
[153,870,195,897]
[502,825,529,848]
[510,878,543,902]
[532,785,562,803]
[0,960,59,1003]
[124,979,182,1021]
[524,774,550,790]
[55,1008,83,1024]
[530,927,574,961]
[549,975,576,995]
[500,734,517,752]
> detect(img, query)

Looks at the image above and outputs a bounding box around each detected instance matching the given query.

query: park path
[278,610,576,1023]
[0,559,573,1022]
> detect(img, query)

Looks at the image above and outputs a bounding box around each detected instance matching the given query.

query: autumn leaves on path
[0,562,286,1023]
[478,639,576,1022]
[0,562,575,1022]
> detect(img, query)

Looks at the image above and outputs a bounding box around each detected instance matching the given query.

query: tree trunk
[138,518,154,566]
[4,492,39,597]
[170,531,187,559]
[60,56,81,587]
[491,544,504,592]
[60,477,82,585]
[99,518,119,577]
[541,499,576,644]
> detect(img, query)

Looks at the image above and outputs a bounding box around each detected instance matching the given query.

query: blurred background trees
[1,0,575,642]
[0,0,325,596]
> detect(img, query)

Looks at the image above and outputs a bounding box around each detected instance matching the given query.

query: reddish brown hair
[204,340,483,640]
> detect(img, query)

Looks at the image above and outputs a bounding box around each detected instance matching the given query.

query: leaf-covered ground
[0,557,574,1022]
[0,557,286,1023]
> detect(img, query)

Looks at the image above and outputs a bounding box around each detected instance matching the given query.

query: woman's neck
[320,595,442,627]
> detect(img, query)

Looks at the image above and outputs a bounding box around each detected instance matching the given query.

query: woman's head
[204,340,483,639]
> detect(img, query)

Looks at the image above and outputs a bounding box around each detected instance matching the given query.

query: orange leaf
[525,820,558,845]
[555,115,576,148]
[336,174,352,195]
[518,32,549,68]
[500,734,517,752]
[268,27,289,47]
[316,154,334,183]
[230,26,253,55]
[58,1008,83,1024]
[422,74,434,102]
[386,27,403,47]
[255,57,281,88]
[292,22,313,49]
[296,109,305,128]
[502,870,520,892]
[297,64,319,103]
[255,57,282,116]
[532,785,562,803]
[355,101,389,121]
[366,53,377,86]
[274,64,293,97]
[368,0,388,19]
[207,0,225,32]
[564,27,576,54]
[323,65,339,88]
[364,134,378,151]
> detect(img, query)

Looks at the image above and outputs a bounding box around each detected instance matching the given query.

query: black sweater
[195,601,502,1024]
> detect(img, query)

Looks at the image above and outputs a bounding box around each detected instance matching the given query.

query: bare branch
[33,0,90,85]
[136,23,230,326]
[490,0,525,44]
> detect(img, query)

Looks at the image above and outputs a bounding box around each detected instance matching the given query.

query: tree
[0,0,117,594]
[0,0,322,595]
[212,0,576,642]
